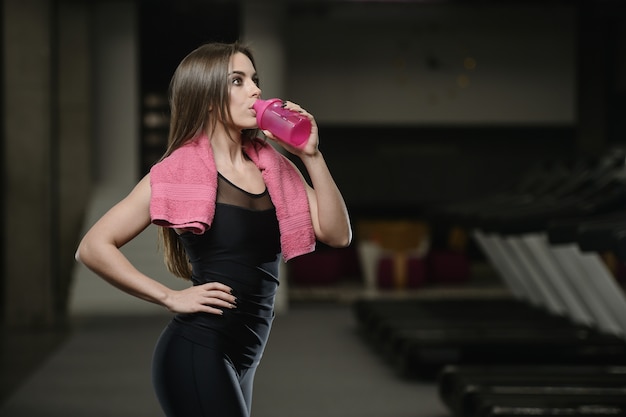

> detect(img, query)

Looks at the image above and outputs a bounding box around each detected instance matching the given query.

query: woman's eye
[231,77,242,86]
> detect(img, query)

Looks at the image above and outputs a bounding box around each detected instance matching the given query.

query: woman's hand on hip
[164,282,237,315]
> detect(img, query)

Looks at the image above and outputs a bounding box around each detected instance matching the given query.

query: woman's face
[228,52,261,131]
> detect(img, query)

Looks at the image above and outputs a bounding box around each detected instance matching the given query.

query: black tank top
[171,173,281,369]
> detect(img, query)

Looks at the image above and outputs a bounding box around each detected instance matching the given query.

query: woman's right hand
[164,282,237,315]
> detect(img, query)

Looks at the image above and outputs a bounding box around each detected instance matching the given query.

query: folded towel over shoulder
[149,134,316,261]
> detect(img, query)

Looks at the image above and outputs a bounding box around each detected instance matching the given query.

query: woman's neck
[209,127,247,168]
[209,127,265,193]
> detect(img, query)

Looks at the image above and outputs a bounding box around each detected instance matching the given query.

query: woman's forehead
[229,52,255,73]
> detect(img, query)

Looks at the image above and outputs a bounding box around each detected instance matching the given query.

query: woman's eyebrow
[228,70,257,77]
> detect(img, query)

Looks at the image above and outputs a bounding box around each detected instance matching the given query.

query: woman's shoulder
[113,174,152,216]
[134,174,152,198]
[150,137,208,176]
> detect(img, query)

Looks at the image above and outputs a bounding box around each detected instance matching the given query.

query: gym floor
[0,301,448,417]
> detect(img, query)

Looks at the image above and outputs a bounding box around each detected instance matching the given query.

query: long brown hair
[157,42,259,279]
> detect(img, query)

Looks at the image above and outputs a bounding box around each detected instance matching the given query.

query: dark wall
[138,0,624,219]
[138,0,240,174]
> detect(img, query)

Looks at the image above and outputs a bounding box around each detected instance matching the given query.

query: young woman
[75,42,351,417]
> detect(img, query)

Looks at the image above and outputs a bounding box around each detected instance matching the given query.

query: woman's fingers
[200,281,234,295]
[166,282,237,314]
[199,283,237,307]
[282,101,311,118]
[262,129,276,140]
[268,101,319,156]
[197,305,227,315]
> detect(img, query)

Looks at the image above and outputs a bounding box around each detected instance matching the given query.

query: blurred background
[1,0,626,416]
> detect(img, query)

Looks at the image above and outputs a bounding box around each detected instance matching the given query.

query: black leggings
[152,325,257,417]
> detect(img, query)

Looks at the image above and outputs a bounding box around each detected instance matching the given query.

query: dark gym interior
[2,0,626,416]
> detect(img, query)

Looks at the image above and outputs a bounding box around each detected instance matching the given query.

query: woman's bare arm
[75,175,237,314]
[264,101,352,248]
[299,152,352,248]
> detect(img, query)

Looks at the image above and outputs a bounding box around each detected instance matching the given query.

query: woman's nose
[250,82,261,98]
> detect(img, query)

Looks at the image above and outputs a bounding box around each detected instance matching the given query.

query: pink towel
[149,134,316,261]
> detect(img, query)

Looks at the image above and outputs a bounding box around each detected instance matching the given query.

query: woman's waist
[192,271,278,300]
[176,299,275,327]
[190,258,280,283]
[166,317,272,367]
[172,310,274,349]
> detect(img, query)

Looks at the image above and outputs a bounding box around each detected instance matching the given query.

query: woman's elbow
[321,228,353,249]
[75,237,95,265]
[332,236,352,249]
[74,240,87,264]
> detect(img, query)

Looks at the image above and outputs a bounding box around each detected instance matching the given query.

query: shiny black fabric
[152,174,281,417]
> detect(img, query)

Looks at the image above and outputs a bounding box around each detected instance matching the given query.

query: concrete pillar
[57,1,93,316]
[92,1,139,187]
[241,0,287,100]
[241,0,291,312]
[3,0,56,327]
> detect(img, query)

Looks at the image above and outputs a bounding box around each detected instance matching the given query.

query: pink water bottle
[253,98,311,149]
